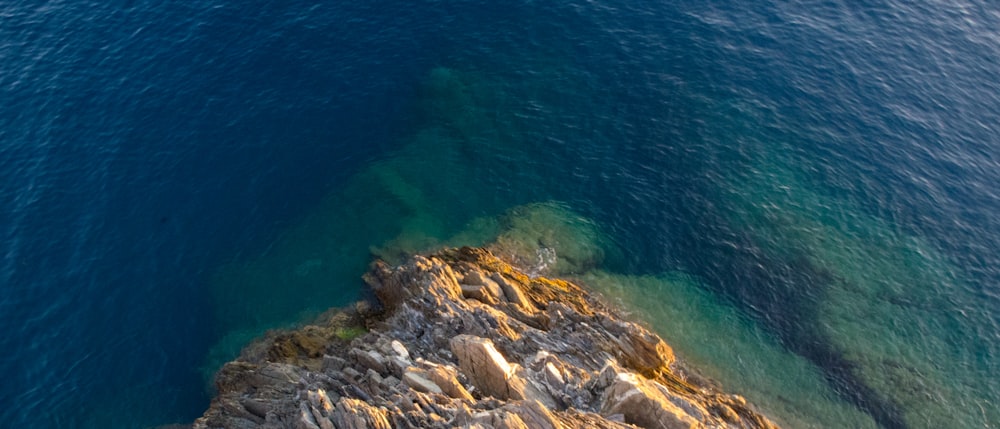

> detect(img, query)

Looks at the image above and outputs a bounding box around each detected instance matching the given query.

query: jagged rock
[601,371,699,429]
[475,409,529,429]
[492,273,537,313]
[402,369,444,394]
[390,340,409,360]
[509,365,558,409]
[543,361,565,389]
[306,389,334,415]
[503,400,560,429]
[425,365,474,401]
[350,349,388,375]
[193,247,778,429]
[239,399,269,419]
[330,398,391,429]
[463,270,487,286]
[450,335,518,400]
[321,355,345,372]
[296,402,320,429]
[462,284,500,304]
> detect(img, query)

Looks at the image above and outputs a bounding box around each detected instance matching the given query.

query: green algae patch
[333,326,367,341]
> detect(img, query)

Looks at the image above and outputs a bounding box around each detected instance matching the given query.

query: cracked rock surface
[193,247,778,429]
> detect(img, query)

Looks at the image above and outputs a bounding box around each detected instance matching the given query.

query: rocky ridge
[194,247,778,429]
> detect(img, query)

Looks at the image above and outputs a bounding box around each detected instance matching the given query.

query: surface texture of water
[2,1,998,427]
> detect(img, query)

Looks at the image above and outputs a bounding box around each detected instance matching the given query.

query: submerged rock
[194,247,778,429]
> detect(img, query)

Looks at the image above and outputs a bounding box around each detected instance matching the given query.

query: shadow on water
[712,234,907,429]
[620,141,902,426]
[659,134,996,427]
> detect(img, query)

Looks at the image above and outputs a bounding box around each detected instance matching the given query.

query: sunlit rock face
[193,247,778,429]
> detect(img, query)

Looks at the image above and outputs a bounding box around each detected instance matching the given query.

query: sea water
[2,1,998,428]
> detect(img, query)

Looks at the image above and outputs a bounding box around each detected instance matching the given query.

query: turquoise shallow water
[2,0,998,428]
[204,62,999,429]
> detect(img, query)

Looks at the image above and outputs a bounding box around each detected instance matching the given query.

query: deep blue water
[2,0,998,428]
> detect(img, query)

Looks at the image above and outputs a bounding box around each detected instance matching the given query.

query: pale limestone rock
[448,334,555,406]
[366,369,384,386]
[544,362,565,389]
[492,273,537,312]
[307,389,334,415]
[350,349,388,375]
[463,270,487,286]
[426,365,474,401]
[479,276,505,303]
[601,372,698,429]
[296,402,320,429]
[510,365,558,409]
[463,270,504,301]
[331,398,391,429]
[493,411,530,429]
[473,410,530,429]
[450,335,516,400]
[462,284,500,304]
[390,340,410,360]
[615,324,675,375]
[388,356,410,376]
[403,369,444,394]
[505,400,561,429]
[309,405,334,429]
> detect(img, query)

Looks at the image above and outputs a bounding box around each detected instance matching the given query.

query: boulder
[403,369,444,395]
[601,372,699,429]
[426,365,474,401]
[450,335,517,400]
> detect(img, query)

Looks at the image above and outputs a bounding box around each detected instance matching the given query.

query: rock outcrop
[194,247,778,429]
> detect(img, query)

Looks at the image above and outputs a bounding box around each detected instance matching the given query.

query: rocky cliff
[193,247,778,429]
